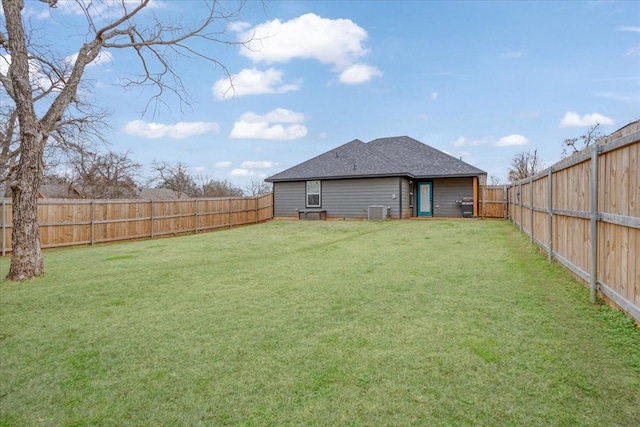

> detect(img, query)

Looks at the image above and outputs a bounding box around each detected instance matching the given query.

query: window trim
[306,180,321,208]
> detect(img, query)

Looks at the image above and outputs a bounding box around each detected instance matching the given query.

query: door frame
[417,181,433,217]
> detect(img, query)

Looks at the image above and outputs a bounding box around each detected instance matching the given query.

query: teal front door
[417,182,433,217]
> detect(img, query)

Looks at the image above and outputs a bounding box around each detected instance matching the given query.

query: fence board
[1,193,273,253]
[480,186,508,218]
[634,229,640,307]
[507,124,639,322]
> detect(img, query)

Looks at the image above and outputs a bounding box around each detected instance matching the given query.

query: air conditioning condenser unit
[368,205,387,221]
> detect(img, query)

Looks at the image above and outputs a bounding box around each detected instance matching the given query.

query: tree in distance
[1,0,251,280]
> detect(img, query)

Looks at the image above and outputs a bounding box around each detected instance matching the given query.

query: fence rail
[505,123,639,322]
[1,193,274,255]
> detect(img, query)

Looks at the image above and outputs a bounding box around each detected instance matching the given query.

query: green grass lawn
[1,220,638,426]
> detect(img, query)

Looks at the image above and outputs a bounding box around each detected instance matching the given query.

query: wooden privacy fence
[508,123,639,322]
[1,193,274,254]
[479,186,509,219]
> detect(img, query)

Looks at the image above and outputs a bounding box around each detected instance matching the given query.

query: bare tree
[69,150,140,199]
[0,37,110,197]
[487,175,502,186]
[244,178,272,197]
[1,0,250,280]
[150,161,198,198]
[198,176,244,198]
[562,123,602,157]
[507,149,541,182]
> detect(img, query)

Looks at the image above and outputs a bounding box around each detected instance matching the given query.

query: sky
[8,0,640,188]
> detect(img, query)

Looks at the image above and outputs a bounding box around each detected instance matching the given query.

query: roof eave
[266,172,411,183]
[412,172,487,180]
[266,170,489,183]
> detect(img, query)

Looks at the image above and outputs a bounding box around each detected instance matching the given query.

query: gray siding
[323,178,401,219]
[432,177,474,218]
[274,177,475,219]
[273,181,305,217]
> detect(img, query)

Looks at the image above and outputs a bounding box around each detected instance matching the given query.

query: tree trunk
[3,0,47,280]
[8,132,45,280]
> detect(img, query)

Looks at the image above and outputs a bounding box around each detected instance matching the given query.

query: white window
[306,180,321,207]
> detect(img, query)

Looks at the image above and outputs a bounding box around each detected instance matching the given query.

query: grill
[461,197,474,218]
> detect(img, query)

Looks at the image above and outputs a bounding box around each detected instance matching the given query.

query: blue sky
[15,1,640,186]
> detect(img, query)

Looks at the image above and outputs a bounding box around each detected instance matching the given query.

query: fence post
[90,201,95,245]
[547,168,553,263]
[506,186,511,221]
[150,200,154,239]
[589,146,600,304]
[529,177,534,243]
[503,186,507,219]
[255,196,259,224]
[228,197,232,228]
[2,200,6,256]
[519,182,523,233]
[195,199,199,233]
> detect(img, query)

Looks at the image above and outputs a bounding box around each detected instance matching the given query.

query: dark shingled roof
[38,184,81,199]
[367,136,486,178]
[266,136,486,182]
[137,188,181,201]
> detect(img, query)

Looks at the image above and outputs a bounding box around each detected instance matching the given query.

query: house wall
[274,176,475,219]
[400,178,414,218]
[273,177,401,219]
[273,181,306,217]
[322,178,401,219]
[431,177,474,218]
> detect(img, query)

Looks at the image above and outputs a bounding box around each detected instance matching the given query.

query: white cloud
[230,168,251,177]
[2,49,114,97]
[212,68,300,100]
[0,55,9,75]
[452,136,489,147]
[230,122,307,140]
[239,13,368,66]
[1,54,69,93]
[240,160,273,169]
[617,26,640,33]
[500,51,523,59]
[494,134,530,147]
[214,161,232,168]
[228,21,251,32]
[247,108,306,124]
[229,108,308,140]
[430,92,439,100]
[559,111,614,127]
[123,120,219,139]
[237,13,379,84]
[338,63,382,84]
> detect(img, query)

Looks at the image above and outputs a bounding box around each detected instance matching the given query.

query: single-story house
[38,183,83,199]
[137,188,181,201]
[265,136,487,219]
[3,183,82,199]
